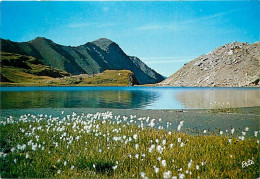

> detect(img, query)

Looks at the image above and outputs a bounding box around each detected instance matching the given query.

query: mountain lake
[0,86,259,109]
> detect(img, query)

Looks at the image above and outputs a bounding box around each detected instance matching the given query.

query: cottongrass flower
[220,131,223,135]
[177,121,184,131]
[177,138,181,143]
[231,128,235,134]
[162,159,167,167]
[57,170,61,174]
[188,159,192,168]
[64,161,67,166]
[135,154,139,159]
[153,166,159,173]
[245,127,249,131]
[133,134,138,140]
[112,165,117,170]
[156,145,163,154]
[196,165,200,170]
[180,142,184,147]
[70,165,74,170]
[140,172,145,178]
[163,171,172,178]
[242,131,246,136]
[255,131,258,137]
[179,173,185,179]
[135,144,139,150]
[203,130,207,134]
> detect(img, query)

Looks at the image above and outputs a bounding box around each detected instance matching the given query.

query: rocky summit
[1,37,165,85]
[160,42,260,87]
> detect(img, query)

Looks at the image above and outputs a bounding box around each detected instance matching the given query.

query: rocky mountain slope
[0,52,139,86]
[1,37,164,85]
[160,42,260,87]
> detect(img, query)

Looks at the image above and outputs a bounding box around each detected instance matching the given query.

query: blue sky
[1,1,259,77]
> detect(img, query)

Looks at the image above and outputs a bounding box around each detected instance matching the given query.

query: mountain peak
[160,41,260,87]
[29,37,54,44]
[91,38,116,50]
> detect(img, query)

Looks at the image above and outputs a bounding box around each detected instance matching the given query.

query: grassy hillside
[0,52,138,86]
[1,37,165,84]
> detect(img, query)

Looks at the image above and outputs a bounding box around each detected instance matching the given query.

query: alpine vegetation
[0,111,259,178]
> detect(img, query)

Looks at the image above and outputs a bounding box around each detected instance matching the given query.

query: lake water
[0,86,259,109]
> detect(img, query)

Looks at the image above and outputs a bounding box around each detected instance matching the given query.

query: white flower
[163,171,172,178]
[162,140,166,145]
[177,138,181,143]
[133,134,138,140]
[203,130,207,133]
[180,142,184,147]
[112,165,117,170]
[26,153,29,159]
[140,172,145,178]
[220,131,223,135]
[64,161,67,166]
[135,154,139,159]
[188,159,192,168]
[179,173,185,179]
[170,143,173,148]
[14,159,17,163]
[57,170,61,174]
[153,166,159,173]
[254,131,258,137]
[156,145,163,154]
[245,127,249,131]
[70,165,74,170]
[231,128,235,134]
[196,165,199,170]
[242,131,246,136]
[135,144,139,150]
[157,157,161,161]
[162,159,167,167]
[228,139,232,143]
[93,164,96,168]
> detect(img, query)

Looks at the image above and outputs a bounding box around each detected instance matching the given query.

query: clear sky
[1,1,259,77]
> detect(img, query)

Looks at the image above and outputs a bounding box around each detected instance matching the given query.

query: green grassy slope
[0,52,138,86]
[1,37,165,84]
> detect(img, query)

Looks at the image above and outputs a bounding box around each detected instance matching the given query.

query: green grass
[0,111,259,178]
[1,52,136,86]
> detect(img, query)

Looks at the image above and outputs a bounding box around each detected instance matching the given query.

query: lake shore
[1,106,259,135]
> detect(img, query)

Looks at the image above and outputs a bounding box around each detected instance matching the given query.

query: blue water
[0,86,259,109]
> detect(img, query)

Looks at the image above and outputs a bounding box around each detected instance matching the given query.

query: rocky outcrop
[160,42,260,87]
[1,37,165,85]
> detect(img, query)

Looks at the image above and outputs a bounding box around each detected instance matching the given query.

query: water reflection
[0,87,259,109]
[176,88,260,109]
[0,87,160,109]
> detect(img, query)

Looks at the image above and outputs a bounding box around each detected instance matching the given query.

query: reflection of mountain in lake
[0,89,160,109]
[175,89,260,109]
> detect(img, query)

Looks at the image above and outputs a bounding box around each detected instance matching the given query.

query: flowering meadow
[0,111,259,178]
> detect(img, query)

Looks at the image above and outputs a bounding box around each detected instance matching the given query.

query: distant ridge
[1,37,165,85]
[160,42,260,87]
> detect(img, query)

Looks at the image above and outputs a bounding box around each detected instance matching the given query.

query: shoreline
[1,106,259,136]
